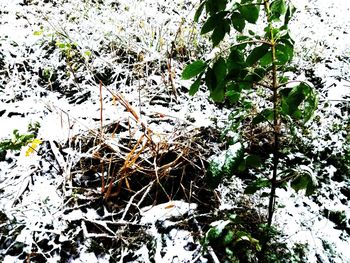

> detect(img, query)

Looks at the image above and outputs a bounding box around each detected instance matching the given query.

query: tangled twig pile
[67,84,215,218]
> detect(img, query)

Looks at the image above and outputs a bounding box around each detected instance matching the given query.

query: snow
[276,188,350,263]
[0,0,349,262]
[140,200,197,224]
[291,0,350,101]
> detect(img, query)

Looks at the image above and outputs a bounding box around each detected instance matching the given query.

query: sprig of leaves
[0,123,42,159]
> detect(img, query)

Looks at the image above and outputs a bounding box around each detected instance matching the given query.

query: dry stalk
[103,85,155,147]
[99,80,105,192]
[166,18,185,99]
[153,156,171,201]
[120,181,154,221]
[104,133,150,200]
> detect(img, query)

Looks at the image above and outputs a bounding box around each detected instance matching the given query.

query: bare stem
[263,0,280,227]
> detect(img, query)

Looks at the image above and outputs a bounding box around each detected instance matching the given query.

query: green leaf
[205,67,217,91]
[239,81,253,90]
[246,44,270,66]
[279,87,292,97]
[239,4,260,24]
[306,179,317,196]
[231,12,246,32]
[303,94,318,123]
[223,18,231,34]
[243,100,253,109]
[210,82,225,102]
[0,129,36,152]
[298,82,318,123]
[216,0,227,12]
[226,69,241,81]
[13,129,20,138]
[291,173,315,195]
[226,90,240,104]
[281,83,317,122]
[201,11,228,35]
[246,154,262,168]
[281,85,305,116]
[189,75,202,96]
[182,60,207,80]
[205,0,227,15]
[234,230,251,243]
[206,142,243,189]
[213,57,227,82]
[284,3,296,26]
[223,142,244,175]
[211,23,226,47]
[227,48,245,71]
[205,0,216,15]
[211,58,228,101]
[84,50,92,57]
[194,1,206,22]
[206,227,221,241]
[223,230,235,245]
[237,159,246,171]
[236,35,251,42]
[264,24,284,40]
[207,159,224,189]
[33,30,43,36]
[58,43,66,49]
[248,30,255,36]
[201,16,217,35]
[252,108,274,125]
[245,178,271,194]
[270,0,287,21]
[275,42,293,65]
[251,67,267,82]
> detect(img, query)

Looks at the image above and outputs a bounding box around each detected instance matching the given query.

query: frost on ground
[0,0,349,262]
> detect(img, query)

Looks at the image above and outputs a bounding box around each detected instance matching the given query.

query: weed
[0,122,41,160]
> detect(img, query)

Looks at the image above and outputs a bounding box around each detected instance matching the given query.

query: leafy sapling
[183,0,318,227]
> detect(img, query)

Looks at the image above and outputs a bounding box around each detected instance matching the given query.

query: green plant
[183,0,318,229]
[321,239,337,259]
[0,122,41,160]
[0,130,35,153]
[56,40,84,70]
[324,209,348,231]
[291,243,309,262]
[207,141,244,188]
[28,121,41,137]
[41,67,57,82]
[203,214,261,262]
[202,212,296,262]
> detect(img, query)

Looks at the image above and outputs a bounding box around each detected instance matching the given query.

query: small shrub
[183,0,321,260]
[183,0,318,226]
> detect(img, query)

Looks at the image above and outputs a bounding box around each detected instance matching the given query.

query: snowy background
[0,0,349,262]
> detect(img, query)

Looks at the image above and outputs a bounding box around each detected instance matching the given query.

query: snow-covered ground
[0,0,349,262]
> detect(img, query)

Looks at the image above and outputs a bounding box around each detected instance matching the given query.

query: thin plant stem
[99,80,105,192]
[263,0,280,228]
